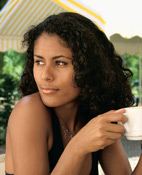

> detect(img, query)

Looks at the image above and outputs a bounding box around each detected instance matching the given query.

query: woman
[5,12,142,175]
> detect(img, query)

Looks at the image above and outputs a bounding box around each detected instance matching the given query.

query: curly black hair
[20,12,134,120]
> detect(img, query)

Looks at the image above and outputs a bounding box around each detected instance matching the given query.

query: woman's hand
[73,109,127,155]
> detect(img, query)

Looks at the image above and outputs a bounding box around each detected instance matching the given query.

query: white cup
[124,107,142,140]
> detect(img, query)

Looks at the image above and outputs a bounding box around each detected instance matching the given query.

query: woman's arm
[132,152,142,175]
[7,93,91,175]
[99,139,132,175]
[100,139,142,175]
[51,109,128,175]
[7,101,129,175]
[6,92,91,175]
[6,93,51,175]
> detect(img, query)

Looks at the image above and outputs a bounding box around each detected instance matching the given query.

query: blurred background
[0,0,142,174]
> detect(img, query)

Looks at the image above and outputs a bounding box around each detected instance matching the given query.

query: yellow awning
[79,0,142,39]
[0,0,105,52]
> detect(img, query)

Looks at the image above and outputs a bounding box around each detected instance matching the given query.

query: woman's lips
[41,86,59,94]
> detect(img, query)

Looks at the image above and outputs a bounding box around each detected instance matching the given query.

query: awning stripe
[0,0,14,18]
[0,38,23,52]
[13,0,47,35]
[52,0,77,13]
[2,0,27,34]
[0,0,20,25]
[1,0,66,36]
[52,0,105,31]
[47,5,61,15]
[67,0,105,24]
[0,0,105,52]
[5,0,31,35]
[106,23,142,39]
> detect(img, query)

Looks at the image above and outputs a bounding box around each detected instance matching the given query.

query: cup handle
[124,122,129,133]
[118,121,129,133]
[123,112,129,133]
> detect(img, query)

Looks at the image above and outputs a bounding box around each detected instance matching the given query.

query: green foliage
[122,53,141,100]
[122,53,139,85]
[2,50,26,81]
[0,74,19,126]
[0,49,26,145]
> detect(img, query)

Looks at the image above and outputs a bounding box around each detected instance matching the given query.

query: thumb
[115,108,125,114]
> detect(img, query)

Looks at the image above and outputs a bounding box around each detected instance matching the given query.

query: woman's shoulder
[5,93,53,173]
[16,92,47,109]
[11,92,50,115]
[8,92,52,135]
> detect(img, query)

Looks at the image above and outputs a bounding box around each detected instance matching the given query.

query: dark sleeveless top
[48,110,100,174]
[6,111,100,175]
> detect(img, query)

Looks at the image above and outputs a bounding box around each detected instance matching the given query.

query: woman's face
[33,33,80,108]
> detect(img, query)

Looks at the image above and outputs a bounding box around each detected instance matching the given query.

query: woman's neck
[54,101,79,133]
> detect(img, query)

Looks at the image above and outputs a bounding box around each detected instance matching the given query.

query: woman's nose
[41,65,54,81]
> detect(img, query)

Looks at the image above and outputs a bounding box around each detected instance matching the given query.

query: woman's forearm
[51,110,130,174]
[51,137,89,175]
[132,152,142,175]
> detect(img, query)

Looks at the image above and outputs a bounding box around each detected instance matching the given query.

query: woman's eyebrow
[34,54,72,60]
[34,55,44,59]
[53,55,72,60]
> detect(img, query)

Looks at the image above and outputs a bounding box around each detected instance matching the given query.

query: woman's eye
[35,60,44,65]
[56,61,67,66]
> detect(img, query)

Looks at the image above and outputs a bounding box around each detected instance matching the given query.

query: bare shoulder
[6,92,52,174]
[12,92,50,115]
[8,92,52,140]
